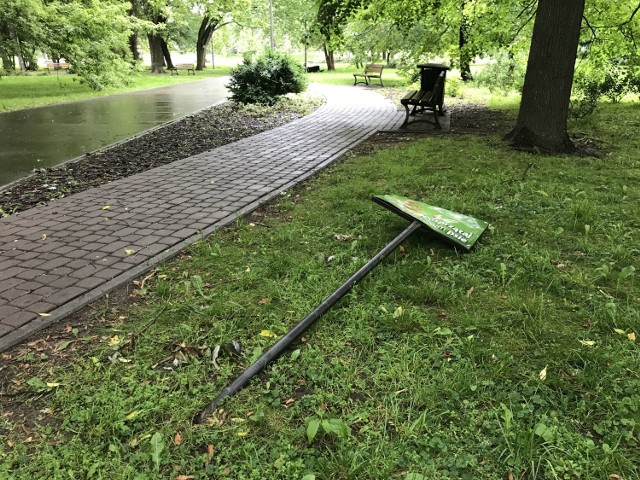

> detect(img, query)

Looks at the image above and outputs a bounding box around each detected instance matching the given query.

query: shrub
[474,50,526,94]
[570,62,638,118]
[227,51,307,106]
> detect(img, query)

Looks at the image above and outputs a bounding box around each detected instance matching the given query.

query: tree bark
[160,38,174,69]
[147,34,165,73]
[196,17,217,70]
[459,4,473,81]
[128,0,140,61]
[323,43,335,71]
[505,0,585,153]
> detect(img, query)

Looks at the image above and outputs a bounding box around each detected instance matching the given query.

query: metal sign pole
[196,220,422,424]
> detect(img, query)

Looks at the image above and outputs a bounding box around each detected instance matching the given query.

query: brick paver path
[0,84,404,352]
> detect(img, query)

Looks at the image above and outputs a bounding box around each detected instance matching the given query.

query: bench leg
[400,104,411,129]
[433,109,442,129]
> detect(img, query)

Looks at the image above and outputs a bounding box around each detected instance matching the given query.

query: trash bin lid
[417,63,450,70]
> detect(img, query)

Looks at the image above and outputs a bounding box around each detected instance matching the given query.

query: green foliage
[227,50,308,105]
[570,62,640,117]
[45,0,137,90]
[474,50,526,94]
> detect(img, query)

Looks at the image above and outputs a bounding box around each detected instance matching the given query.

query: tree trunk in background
[129,34,140,61]
[128,0,140,61]
[2,54,15,70]
[160,38,174,69]
[196,17,217,70]
[148,34,165,73]
[459,1,473,81]
[505,0,585,153]
[323,43,335,70]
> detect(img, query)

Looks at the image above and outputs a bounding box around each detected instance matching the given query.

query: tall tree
[505,0,585,152]
[316,0,363,70]
[195,15,227,70]
[193,0,249,70]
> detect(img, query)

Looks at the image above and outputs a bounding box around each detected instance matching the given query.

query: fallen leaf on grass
[582,318,592,328]
[579,340,596,346]
[539,366,547,381]
[174,432,182,446]
[108,335,121,346]
[467,286,475,297]
[205,444,214,466]
[259,329,277,338]
[56,340,73,351]
[258,298,271,305]
[609,475,623,479]
[628,332,636,342]
[175,476,195,480]
[125,410,143,421]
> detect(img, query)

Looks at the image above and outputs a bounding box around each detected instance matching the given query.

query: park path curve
[0,84,404,352]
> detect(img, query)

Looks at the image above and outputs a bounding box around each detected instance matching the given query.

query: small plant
[305,413,350,444]
[227,50,308,105]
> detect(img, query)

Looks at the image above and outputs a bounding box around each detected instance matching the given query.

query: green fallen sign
[196,196,489,423]
[372,194,488,250]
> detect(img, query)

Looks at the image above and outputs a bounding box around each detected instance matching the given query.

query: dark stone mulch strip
[1,101,316,216]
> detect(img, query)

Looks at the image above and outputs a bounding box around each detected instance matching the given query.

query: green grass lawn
[0,67,233,112]
[1,97,639,479]
[305,64,410,88]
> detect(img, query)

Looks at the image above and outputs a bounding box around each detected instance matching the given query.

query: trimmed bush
[227,51,308,106]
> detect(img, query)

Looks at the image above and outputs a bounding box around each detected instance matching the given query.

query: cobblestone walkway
[0,84,404,352]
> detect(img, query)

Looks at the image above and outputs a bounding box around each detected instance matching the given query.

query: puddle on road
[0,77,229,187]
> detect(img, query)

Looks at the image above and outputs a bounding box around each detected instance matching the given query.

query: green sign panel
[372,195,489,250]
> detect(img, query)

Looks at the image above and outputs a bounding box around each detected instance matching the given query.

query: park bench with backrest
[399,71,446,129]
[45,62,71,73]
[353,64,384,87]
[169,63,196,75]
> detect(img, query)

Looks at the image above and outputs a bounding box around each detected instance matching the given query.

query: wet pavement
[0,83,405,352]
[0,77,230,187]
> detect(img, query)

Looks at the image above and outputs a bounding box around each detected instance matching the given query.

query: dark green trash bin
[417,63,449,114]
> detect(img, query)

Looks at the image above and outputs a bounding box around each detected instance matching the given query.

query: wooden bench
[353,64,384,87]
[45,62,71,73]
[400,71,446,129]
[169,63,196,75]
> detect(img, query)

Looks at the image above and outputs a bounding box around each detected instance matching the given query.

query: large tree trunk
[323,43,335,71]
[505,0,585,153]
[147,34,165,73]
[196,17,217,70]
[459,3,473,81]
[160,38,174,69]
[128,0,140,61]
[129,34,140,61]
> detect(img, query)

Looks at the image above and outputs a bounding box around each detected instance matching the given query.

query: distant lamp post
[269,0,275,49]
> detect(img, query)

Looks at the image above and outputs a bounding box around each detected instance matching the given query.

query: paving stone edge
[0,128,379,353]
